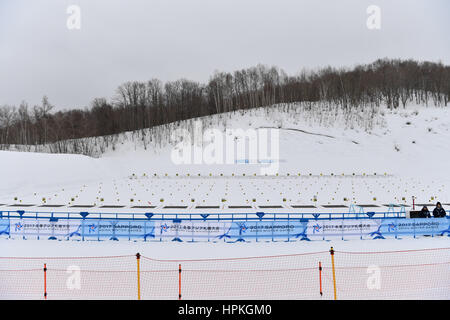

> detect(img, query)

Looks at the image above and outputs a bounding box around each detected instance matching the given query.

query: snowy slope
[0,103,449,211]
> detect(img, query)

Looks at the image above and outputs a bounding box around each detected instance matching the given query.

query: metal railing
[0,208,408,222]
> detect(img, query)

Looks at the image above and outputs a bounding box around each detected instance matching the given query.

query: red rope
[140,251,329,262]
[334,247,450,255]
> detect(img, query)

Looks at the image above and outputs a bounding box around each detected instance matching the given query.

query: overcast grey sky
[0,0,449,110]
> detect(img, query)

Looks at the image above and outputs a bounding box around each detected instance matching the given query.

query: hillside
[0,102,449,210]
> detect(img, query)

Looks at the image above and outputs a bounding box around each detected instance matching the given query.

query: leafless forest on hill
[0,58,449,155]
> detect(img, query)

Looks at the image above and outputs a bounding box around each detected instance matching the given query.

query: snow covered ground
[1,103,449,211]
[0,237,448,300]
[1,236,448,259]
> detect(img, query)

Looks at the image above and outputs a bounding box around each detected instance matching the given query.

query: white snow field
[1,103,449,211]
[0,238,448,299]
[0,102,449,299]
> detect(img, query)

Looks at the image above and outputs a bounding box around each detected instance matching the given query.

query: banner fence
[0,216,449,242]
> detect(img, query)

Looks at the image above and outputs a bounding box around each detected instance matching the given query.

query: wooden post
[319,261,323,296]
[178,264,182,300]
[136,253,141,300]
[330,247,337,300]
[43,263,47,300]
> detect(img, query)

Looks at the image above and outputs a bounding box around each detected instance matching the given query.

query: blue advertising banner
[305,218,450,240]
[0,217,448,242]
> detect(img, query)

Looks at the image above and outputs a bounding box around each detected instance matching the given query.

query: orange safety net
[0,248,448,300]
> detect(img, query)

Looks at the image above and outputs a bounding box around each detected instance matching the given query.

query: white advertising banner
[154,221,232,239]
[9,218,81,238]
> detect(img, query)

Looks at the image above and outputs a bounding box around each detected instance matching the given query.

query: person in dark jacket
[433,202,446,218]
[419,206,431,218]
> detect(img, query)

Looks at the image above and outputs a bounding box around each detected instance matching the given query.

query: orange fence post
[178,264,182,300]
[319,261,323,296]
[330,247,337,300]
[136,253,141,300]
[43,263,47,300]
